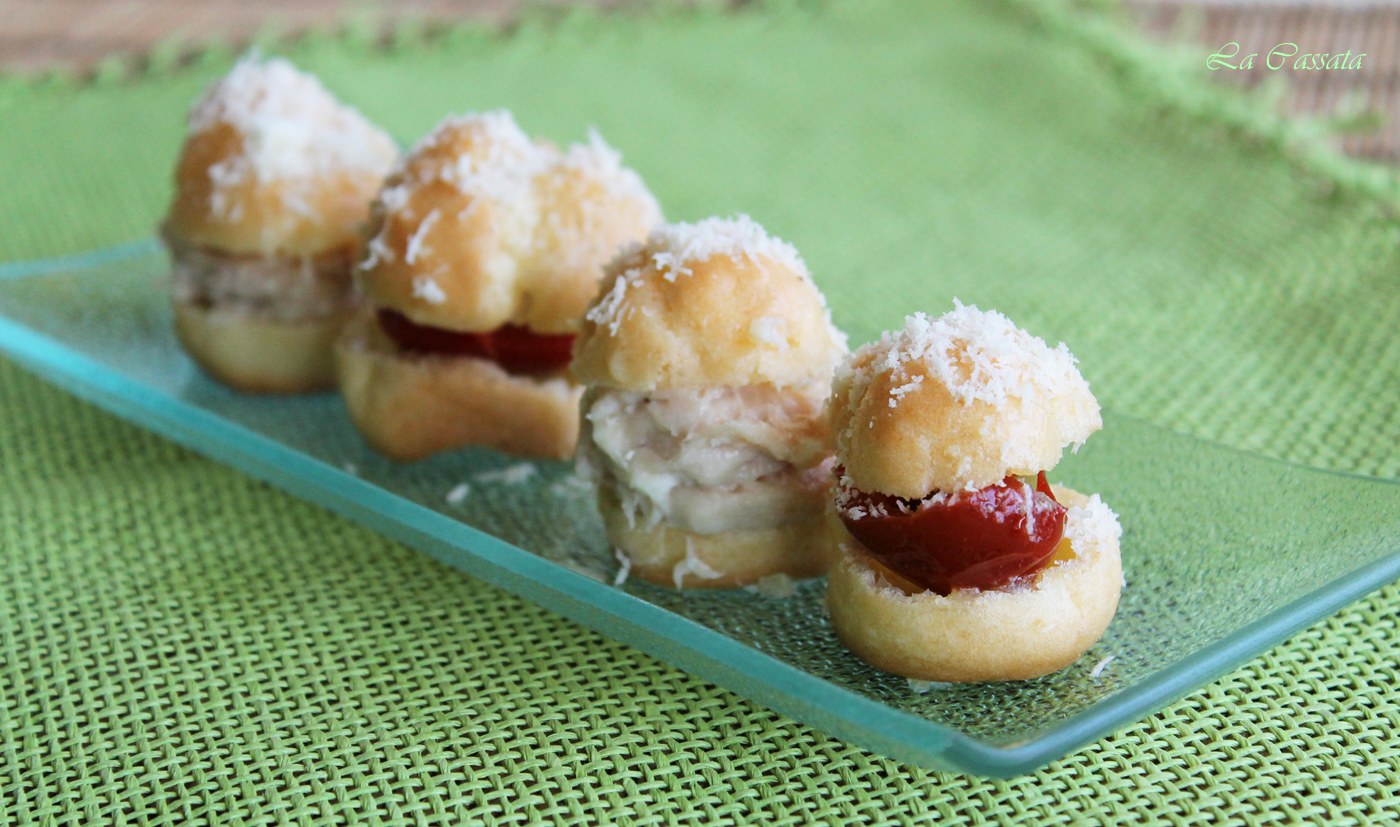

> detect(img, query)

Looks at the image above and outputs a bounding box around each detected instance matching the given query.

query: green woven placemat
[2,0,1398,822]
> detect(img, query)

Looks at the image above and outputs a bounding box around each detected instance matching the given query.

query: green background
[2,0,1398,821]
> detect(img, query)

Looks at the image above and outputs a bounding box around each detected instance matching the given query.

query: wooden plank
[1,0,1395,161]
[1131,2,1398,160]
[0,0,539,73]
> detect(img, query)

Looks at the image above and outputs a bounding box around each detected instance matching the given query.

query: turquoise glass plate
[1,241,1398,777]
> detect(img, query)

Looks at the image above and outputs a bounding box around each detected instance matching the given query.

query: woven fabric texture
[2,0,1399,822]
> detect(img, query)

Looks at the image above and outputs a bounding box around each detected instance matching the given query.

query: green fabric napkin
[2,0,1398,821]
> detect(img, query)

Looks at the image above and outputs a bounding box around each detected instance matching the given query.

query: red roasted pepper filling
[838,471,1066,595]
[376,308,575,374]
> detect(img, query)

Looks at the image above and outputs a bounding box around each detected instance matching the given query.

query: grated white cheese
[887,373,924,408]
[445,483,471,505]
[473,463,538,485]
[612,547,632,587]
[360,233,394,270]
[187,55,396,219]
[835,474,891,519]
[1090,655,1116,678]
[411,276,447,305]
[647,215,809,280]
[585,270,640,335]
[206,159,243,219]
[837,300,1090,413]
[362,111,664,339]
[378,183,411,214]
[404,209,441,265]
[1063,494,1123,552]
[585,215,826,334]
[548,473,592,499]
[745,573,797,598]
[908,679,956,694]
[671,540,724,589]
[403,110,545,203]
[1021,478,1035,537]
[554,127,662,219]
[749,316,788,348]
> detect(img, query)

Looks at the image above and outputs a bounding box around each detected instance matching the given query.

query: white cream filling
[580,384,830,534]
[167,233,354,321]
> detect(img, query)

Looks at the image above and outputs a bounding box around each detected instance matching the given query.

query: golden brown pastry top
[829,303,1101,498]
[571,216,848,391]
[164,56,399,257]
[355,113,663,334]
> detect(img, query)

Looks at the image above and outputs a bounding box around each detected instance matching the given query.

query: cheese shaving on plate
[473,463,538,485]
[612,548,632,587]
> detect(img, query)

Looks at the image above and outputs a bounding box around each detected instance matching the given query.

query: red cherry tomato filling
[376,308,575,374]
[839,472,1066,595]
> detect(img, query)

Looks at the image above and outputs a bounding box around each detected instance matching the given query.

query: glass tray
[2,240,1399,777]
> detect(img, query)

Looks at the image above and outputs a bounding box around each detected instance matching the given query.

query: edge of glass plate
[0,238,161,281]
[1,242,1397,778]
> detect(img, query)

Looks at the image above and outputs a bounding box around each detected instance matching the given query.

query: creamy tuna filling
[581,384,831,534]
[166,233,357,322]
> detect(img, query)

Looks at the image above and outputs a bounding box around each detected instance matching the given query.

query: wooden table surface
[0,1,542,71]
[1,1,1396,162]
[1133,2,1400,160]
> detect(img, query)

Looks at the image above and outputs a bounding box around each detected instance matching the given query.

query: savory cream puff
[824,302,1121,682]
[163,55,398,392]
[337,112,662,461]
[572,215,849,589]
